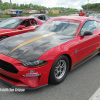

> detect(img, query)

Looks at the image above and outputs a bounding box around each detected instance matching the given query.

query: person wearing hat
[79,10,85,16]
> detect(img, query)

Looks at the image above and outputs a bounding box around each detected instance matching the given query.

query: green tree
[0,0,3,4]
[25,4,29,8]
[20,4,25,9]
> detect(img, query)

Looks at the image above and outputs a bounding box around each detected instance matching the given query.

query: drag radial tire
[49,55,69,85]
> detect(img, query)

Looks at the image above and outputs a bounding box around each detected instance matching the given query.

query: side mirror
[17,25,25,30]
[81,31,93,37]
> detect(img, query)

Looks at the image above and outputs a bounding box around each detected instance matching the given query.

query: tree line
[0,0,67,11]
[82,3,100,11]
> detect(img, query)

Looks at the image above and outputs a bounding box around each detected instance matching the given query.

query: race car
[0,17,42,40]
[29,14,50,22]
[0,16,100,90]
[89,13,99,18]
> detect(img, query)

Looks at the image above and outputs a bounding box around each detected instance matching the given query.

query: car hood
[0,31,74,62]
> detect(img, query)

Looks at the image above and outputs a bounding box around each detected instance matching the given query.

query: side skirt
[71,51,100,71]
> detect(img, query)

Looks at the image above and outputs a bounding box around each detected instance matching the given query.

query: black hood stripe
[8,32,56,54]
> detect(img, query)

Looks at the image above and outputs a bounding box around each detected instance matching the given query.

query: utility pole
[10,0,12,9]
[87,0,89,11]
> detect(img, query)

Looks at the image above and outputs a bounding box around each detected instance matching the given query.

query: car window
[30,19,38,25]
[20,19,33,27]
[80,20,98,35]
[20,20,29,27]
[42,15,45,20]
[0,18,23,29]
[45,15,49,20]
[38,15,45,20]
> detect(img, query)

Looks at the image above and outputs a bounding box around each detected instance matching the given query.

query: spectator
[79,10,85,16]
[86,11,89,17]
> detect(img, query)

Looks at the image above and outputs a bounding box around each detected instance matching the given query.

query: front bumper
[0,54,50,89]
[0,76,48,90]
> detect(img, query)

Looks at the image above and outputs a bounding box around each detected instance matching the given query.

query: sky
[2,0,100,9]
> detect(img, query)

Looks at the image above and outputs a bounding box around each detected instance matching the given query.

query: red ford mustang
[0,17,42,40]
[0,16,100,90]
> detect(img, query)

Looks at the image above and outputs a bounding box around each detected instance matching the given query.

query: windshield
[36,19,80,36]
[0,18,23,29]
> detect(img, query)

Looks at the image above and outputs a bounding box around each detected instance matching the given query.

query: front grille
[0,60,18,74]
[0,73,20,82]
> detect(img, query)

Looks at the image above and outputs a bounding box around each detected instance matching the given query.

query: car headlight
[22,60,48,67]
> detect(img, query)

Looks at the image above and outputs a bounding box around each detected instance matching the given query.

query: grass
[47,13,71,17]
[0,15,11,18]
[88,11,99,14]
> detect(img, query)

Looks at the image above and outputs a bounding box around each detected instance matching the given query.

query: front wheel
[49,55,69,84]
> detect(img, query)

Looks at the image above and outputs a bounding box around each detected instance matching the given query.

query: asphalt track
[0,54,100,100]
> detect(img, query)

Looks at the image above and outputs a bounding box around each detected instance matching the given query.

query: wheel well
[63,54,72,72]
[48,54,72,83]
[0,35,9,38]
[0,35,9,40]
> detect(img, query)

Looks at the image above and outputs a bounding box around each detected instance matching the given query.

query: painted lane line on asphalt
[89,87,100,100]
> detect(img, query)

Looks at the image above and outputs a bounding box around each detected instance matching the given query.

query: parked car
[0,17,42,40]
[0,18,6,22]
[0,16,100,89]
[94,14,100,20]
[89,13,99,18]
[29,14,50,22]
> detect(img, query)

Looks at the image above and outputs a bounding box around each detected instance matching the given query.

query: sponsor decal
[0,88,25,92]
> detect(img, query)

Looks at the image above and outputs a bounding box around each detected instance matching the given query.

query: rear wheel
[49,55,69,84]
